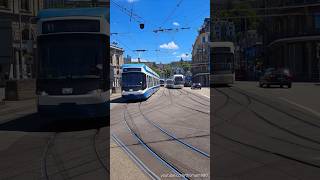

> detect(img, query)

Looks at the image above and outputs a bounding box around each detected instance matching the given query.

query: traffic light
[140,23,144,29]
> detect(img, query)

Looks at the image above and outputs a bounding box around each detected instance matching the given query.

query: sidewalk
[110,139,149,180]
[0,99,36,124]
[110,92,122,101]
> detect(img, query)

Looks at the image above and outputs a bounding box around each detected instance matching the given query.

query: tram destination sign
[42,20,100,34]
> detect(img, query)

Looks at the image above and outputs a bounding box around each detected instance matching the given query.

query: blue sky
[110,0,210,64]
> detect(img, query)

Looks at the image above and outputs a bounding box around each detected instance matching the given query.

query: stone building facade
[110,44,124,92]
[0,0,43,82]
[192,18,210,87]
[264,0,320,81]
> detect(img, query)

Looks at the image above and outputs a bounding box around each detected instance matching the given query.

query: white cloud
[173,22,180,26]
[172,52,177,55]
[159,41,179,50]
[127,0,139,3]
[177,53,190,59]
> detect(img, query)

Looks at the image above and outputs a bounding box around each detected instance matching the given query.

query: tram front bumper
[38,103,109,118]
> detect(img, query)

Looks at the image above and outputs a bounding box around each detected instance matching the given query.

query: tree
[150,65,161,76]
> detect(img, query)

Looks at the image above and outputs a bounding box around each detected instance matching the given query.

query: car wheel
[267,84,270,88]
[259,82,263,88]
[280,84,283,88]
[288,83,292,88]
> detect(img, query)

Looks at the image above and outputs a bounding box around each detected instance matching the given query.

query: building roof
[37,7,108,19]
[110,44,124,51]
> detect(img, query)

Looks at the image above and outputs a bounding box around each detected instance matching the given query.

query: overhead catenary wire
[111,0,144,24]
[159,0,184,28]
[111,0,209,62]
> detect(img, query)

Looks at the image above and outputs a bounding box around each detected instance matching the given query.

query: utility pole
[133,49,147,62]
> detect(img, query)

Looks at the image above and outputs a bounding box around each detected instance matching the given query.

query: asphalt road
[212,81,320,180]
[0,106,109,179]
[111,87,210,179]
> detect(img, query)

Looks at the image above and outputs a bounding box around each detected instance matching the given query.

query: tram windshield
[122,72,146,91]
[38,34,105,79]
[212,53,234,72]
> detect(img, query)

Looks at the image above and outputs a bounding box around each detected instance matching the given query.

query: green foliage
[163,64,172,78]
[179,61,191,72]
[150,65,161,76]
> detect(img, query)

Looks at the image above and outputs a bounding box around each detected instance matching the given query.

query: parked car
[259,68,292,88]
[191,83,202,89]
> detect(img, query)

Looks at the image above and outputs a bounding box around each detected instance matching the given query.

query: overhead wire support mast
[133,49,147,62]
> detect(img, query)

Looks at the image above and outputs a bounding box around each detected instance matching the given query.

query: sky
[110,0,210,64]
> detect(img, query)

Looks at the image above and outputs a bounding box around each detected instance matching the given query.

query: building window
[21,0,30,11]
[0,0,9,8]
[315,14,320,30]
[22,29,29,40]
[116,55,119,65]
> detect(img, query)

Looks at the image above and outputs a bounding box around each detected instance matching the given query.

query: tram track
[41,128,108,179]
[111,133,160,180]
[168,89,210,115]
[215,132,320,169]
[224,87,320,145]
[177,89,209,108]
[230,86,320,129]
[120,89,210,179]
[138,103,210,158]
[213,87,320,167]
[214,87,320,148]
[112,86,210,179]
[122,108,190,180]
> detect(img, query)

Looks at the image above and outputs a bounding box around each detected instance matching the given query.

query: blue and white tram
[121,64,160,100]
[173,74,185,89]
[36,8,109,118]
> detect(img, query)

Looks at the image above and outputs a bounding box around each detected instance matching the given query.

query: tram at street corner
[36,8,109,118]
[173,74,185,89]
[211,41,235,85]
[121,64,160,100]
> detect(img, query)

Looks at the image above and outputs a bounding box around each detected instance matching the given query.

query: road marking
[203,95,210,99]
[183,88,210,99]
[280,97,320,118]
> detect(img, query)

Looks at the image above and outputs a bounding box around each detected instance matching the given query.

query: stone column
[15,51,20,80]
[21,54,27,79]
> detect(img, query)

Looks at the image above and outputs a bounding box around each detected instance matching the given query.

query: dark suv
[259,68,292,88]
